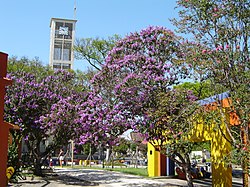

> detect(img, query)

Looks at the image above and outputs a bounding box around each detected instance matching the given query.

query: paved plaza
[8,168,243,187]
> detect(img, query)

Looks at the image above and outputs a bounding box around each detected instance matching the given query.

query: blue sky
[0,0,179,71]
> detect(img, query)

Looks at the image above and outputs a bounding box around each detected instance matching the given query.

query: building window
[53,63,71,70]
[53,40,72,61]
[62,63,71,69]
[53,63,62,70]
[63,41,72,61]
[54,40,63,60]
[55,22,64,39]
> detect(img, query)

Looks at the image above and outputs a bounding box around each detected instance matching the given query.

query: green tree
[175,81,217,100]
[113,138,130,156]
[8,56,53,78]
[7,130,21,182]
[173,0,250,185]
[82,143,97,157]
[74,35,121,71]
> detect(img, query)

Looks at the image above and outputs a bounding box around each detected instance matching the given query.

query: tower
[49,18,77,70]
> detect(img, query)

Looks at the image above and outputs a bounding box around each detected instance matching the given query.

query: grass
[104,167,148,177]
[57,165,148,177]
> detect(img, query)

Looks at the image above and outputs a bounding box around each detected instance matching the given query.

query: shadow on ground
[57,169,145,183]
[9,174,99,187]
[192,178,243,187]
[9,168,243,187]
[56,170,185,187]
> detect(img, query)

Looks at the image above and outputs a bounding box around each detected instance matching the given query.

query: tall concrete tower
[49,18,77,70]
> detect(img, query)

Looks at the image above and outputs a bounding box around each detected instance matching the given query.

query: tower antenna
[74,0,77,19]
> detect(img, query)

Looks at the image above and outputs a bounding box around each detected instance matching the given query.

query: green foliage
[7,56,52,78]
[75,69,97,91]
[174,0,250,184]
[113,138,130,155]
[175,81,223,100]
[7,130,22,182]
[192,142,211,152]
[74,35,121,71]
[129,142,137,152]
[146,90,199,149]
[81,143,97,156]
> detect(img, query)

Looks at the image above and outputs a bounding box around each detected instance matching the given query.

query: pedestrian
[202,157,206,164]
[58,149,64,167]
[48,155,53,168]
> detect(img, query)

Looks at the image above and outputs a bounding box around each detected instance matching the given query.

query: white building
[191,150,211,161]
[49,18,77,70]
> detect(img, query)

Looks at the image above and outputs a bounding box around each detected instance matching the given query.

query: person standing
[58,149,64,167]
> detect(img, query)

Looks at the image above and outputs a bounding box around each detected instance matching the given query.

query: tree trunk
[89,145,92,167]
[184,165,194,187]
[183,153,194,187]
[111,148,114,169]
[26,138,43,176]
[135,145,138,168]
[34,157,43,176]
[102,147,105,168]
[241,127,249,187]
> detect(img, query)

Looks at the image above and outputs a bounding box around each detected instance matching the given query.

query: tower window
[53,40,72,61]
[63,41,72,61]
[53,40,63,60]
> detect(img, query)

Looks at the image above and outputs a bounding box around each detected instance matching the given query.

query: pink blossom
[202,49,207,54]
[216,45,223,51]
[242,147,247,151]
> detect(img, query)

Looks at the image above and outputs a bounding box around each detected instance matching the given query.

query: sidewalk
[9,168,243,187]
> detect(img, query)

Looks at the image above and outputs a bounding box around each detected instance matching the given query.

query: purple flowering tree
[5,70,86,175]
[74,91,132,167]
[90,26,199,186]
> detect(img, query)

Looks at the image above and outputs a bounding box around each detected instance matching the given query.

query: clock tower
[49,18,77,70]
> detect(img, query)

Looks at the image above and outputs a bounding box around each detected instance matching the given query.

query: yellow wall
[147,143,160,177]
[148,114,232,186]
[190,118,232,187]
